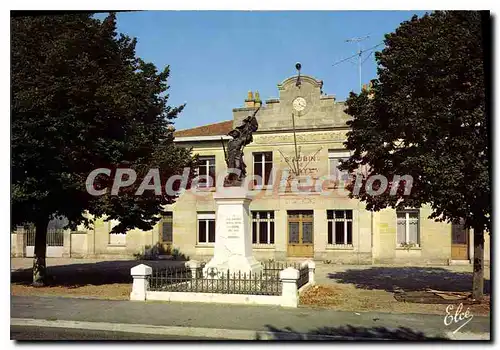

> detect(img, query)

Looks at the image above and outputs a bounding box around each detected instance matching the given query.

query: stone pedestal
[130,264,152,301]
[203,187,262,278]
[279,267,299,307]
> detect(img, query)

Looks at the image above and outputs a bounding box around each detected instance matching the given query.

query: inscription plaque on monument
[226,215,242,238]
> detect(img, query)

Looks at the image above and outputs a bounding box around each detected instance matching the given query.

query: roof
[174,120,233,137]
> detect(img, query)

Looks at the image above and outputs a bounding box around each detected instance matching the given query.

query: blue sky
[105,11,429,130]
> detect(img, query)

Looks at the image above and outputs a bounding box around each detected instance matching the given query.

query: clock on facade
[292,97,307,112]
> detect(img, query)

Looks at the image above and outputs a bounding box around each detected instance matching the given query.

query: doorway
[451,220,469,260]
[287,210,314,257]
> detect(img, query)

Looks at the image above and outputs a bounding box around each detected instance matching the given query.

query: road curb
[10,318,344,340]
[11,318,490,340]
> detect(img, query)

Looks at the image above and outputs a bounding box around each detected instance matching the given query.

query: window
[197,212,215,244]
[252,211,275,245]
[196,156,216,188]
[161,212,173,244]
[253,152,273,186]
[327,210,353,245]
[397,210,420,247]
[328,150,350,186]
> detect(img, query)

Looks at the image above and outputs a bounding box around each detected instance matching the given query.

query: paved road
[11,295,491,340]
[11,326,213,340]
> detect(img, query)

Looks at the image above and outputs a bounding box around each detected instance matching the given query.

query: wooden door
[451,220,469,260]
[287,210,314,257]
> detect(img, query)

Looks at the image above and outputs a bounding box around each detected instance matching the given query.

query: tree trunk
[472,228,484,300]
[32,217,49,287]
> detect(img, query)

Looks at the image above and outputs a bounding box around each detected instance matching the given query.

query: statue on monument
[223,107,260,187]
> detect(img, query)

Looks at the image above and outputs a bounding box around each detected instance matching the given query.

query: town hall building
[11,74,490,265]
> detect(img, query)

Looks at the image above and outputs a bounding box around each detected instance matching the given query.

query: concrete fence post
[62,229,71,258]
[279,267,299,308]
[185,260,201,279]
[15,226,25,257]
[130,264,152,301]
[306,260,316,285]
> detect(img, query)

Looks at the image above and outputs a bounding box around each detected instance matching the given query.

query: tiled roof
[174,120,233,137]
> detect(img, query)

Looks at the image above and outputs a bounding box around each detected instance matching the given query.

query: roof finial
[295,62,302,88]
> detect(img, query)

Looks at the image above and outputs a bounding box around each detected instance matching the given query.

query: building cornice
[174,135,231,143]
[254,126,350,135]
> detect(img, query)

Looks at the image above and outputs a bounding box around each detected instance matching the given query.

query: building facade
[11,74,491,265]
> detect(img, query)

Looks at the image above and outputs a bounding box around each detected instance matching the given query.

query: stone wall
[69,232,88,258]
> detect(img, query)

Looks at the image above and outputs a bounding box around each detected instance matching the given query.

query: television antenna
[332,36,383,92]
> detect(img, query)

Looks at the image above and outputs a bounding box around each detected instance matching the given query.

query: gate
[25,219,66,258]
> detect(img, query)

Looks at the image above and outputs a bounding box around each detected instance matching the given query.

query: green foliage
[11,13,195,234]
[340,11,489,233]
[134,242,173,260]
[340,11,489,299]
[133,251,144,260]
[133,244,188,261]
[171,247,189,261]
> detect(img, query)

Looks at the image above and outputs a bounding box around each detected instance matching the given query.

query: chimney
[245,91,255,108]
[254,91,262,107]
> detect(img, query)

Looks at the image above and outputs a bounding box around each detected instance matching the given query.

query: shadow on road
[256,324,447,340]
[327,267,490,294]
[11,260,185,287]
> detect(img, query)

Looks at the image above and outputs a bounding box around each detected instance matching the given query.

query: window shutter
[396,212,406,245]
[162,221,173,243]
[408,212,419,244]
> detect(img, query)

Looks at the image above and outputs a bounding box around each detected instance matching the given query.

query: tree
[339,11,489,299]
[11,13,195,286]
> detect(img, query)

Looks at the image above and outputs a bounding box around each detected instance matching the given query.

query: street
[10,295,491,340]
